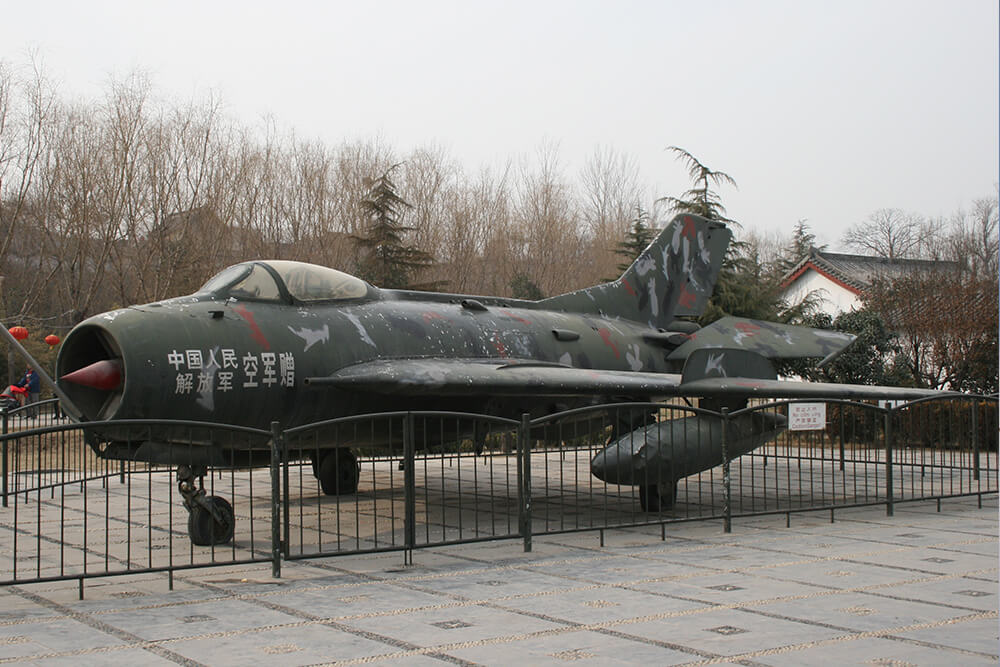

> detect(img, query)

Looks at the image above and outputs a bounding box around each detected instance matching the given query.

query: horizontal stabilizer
[681,348,776,383]
[669,317,856,361]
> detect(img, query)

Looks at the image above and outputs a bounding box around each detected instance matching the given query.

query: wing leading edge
[304,358,944,401]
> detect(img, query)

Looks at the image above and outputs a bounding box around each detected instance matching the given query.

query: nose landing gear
[177,465,235,546]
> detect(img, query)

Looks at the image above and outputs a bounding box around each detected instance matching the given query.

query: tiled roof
[780,248,958,292]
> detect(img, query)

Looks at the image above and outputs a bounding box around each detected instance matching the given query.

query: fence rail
[0,395,995,590]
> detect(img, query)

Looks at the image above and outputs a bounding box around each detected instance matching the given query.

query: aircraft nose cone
[61,359,123,391]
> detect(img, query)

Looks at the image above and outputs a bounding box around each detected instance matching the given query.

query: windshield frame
[197,260,371,304]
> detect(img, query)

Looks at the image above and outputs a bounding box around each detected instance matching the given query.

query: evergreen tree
[780,309,914,386]
[656,148,819,325]
[509,274,544,300]
[658,146,738,224]
[351,165,441,290]
[605,204,655,281]
[776,219,825,274]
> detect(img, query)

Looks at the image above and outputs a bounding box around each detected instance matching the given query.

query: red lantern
[45,334,61,346]
[8,326,28,341]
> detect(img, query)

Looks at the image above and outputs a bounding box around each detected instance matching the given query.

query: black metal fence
[0,395,995,590]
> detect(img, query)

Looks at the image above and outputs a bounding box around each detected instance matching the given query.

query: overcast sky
[3,0,997,248]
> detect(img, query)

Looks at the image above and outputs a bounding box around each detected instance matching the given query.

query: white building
[779,248,956,317]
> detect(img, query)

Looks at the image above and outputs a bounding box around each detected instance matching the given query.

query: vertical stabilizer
[540,214,732,329]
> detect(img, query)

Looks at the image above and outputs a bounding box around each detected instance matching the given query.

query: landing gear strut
[177,465,235,546]
[315,449,360,496]
[639,480,677,512]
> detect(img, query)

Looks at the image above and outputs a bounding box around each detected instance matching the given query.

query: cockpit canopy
[199,260,370,302]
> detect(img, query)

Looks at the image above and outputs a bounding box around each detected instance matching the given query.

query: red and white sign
[789,403,827,431]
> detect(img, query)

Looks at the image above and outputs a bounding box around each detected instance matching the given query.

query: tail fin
[540,214,732,329]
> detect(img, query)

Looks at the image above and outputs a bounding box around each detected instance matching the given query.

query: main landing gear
[177,465,235,546]
[638,480,678,513]
[312,448,360,496]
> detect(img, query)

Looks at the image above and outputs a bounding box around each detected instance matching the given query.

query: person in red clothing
[14,367,40,418]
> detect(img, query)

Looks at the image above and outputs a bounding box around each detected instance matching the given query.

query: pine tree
[656,147,811,324]
[658,146,738,224]
[509,274,544,300]
[352,165,441,290]
[605,204,655,281]
[777,219,825,274]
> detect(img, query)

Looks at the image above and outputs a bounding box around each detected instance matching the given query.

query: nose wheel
[177,465,235,546]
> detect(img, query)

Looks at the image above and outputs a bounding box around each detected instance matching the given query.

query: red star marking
[678,286,697,309]
[422,312,446,323]
[622,279,637,297]
[233,305,271,350]
[492,337,508,358]
[597,328,621,359]
[735,321,761,335]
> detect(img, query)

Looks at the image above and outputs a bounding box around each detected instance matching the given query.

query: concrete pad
[0,497,993,665]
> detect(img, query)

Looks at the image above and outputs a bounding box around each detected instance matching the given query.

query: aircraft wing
[677,377,946,401]
[306,359,686,397]
[305,358,943,401]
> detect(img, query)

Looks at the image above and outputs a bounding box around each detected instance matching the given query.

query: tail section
[541,214,732,329]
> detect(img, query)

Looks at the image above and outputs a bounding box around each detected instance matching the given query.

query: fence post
[884,408,894,517]
[403,413,416,565]
[971,400,980,482]
[721,407,731,534]
[269,421,283,578]
[838,404,846,472]
[518,413,532,552]
[1,408,7,508]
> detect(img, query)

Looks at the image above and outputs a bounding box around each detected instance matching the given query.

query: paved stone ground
[0,495,994,666]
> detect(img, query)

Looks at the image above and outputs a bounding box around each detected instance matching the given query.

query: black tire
[639,485,661,512]
[318,449,359,496]
[188,496,235,546]
[639,481,677,512]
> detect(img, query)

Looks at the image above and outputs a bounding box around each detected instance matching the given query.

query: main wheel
[188,496,235,546]
[317,449,359,496]
[638,481,677,512]
[639,485,661,512]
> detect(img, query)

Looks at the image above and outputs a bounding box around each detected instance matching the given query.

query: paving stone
[335,602,568,647]
[621,606,844,657]
[494,585,705,626]
[882,577,998,613]
[165,623,399,666]
[97,598,304,642]
[755,635,999,666]
[446,628,697,665]
[0,618,127,659]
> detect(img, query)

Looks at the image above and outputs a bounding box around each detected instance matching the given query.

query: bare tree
[946,195,998,276]
[580,146,644,282]
[440,163,513,294]
[842,208,924,260]
[512,141,585,297]
[865,271,997,392]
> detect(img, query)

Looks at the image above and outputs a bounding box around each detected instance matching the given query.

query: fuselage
[56,263,682,434]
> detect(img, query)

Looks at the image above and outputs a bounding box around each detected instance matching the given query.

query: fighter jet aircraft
[47,213,939,544]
